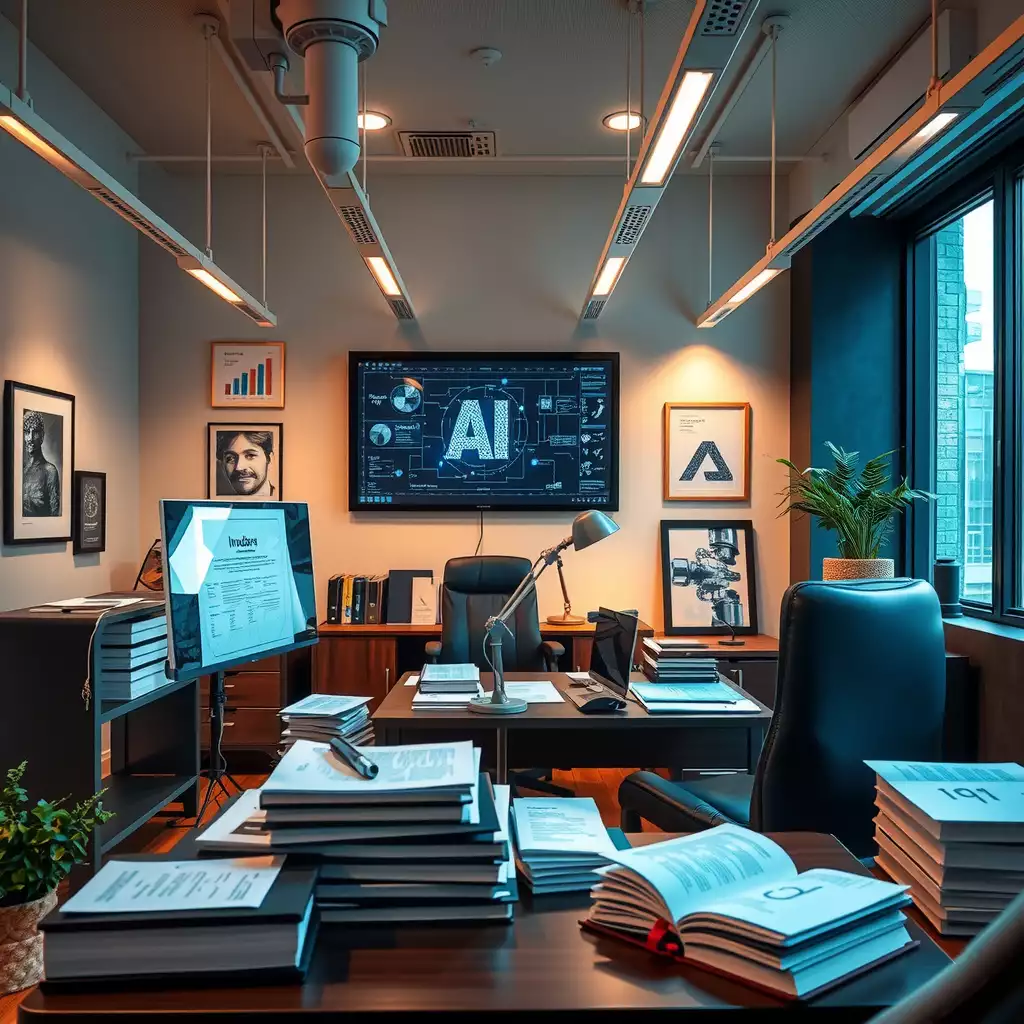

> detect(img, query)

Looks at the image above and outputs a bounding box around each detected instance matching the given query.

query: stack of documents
[411,685,484,710]
[870,760,1024,936]
[630,680,761,714]
[512,797,623,893]
[419,663,481,693]
[95,611,170,701]
[197,739,517,924]
[641,639,719,683]
[411,679,564,711]
[41,856,318,985]
[279,694,374,749]
[584,824,913,1001]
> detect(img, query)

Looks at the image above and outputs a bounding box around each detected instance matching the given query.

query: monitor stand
[191,670,244,828]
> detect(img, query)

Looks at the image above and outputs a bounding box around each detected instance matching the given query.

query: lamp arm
[488,555,548,631]
[554,555,572,615]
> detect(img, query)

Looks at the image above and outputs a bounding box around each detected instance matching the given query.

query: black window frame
[906,142,1024,626]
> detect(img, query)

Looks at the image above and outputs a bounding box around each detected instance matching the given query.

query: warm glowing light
[731,267,781,305]
[358,112,392,131]
[0,114,86,179]
[640,70,714,185]
[366,256,402,296]
[185,267,242,304]
[592,256,626,296]
[602,111,643,132]
[915,111,958,142]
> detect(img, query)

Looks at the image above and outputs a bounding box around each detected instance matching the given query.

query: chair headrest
[443,556,533,595]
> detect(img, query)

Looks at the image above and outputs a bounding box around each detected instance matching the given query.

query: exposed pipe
[204,20,214,257]
[17,0,28,102]
[268,52,309,106]
[769,24,777,245]
[361,58,368,196]
[127,152,816,165]
[625,4,632,177]
[128,154,288,163]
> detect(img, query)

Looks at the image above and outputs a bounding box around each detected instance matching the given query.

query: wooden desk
[373,671,772,783]
[17,833,950,1021]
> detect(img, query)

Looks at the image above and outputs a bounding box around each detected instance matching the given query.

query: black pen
[329,736,379,779]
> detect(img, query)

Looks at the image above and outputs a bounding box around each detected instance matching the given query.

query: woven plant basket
[0,889,57,994]
[822,558,895,581]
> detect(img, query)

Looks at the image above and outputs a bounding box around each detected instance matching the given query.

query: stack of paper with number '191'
[868,760,1024,936]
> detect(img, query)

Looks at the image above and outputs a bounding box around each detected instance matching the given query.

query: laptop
[565,608,640,713]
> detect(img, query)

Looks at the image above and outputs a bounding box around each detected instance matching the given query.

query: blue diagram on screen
[352,358,616,509]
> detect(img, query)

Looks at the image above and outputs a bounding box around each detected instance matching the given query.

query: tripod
[191,670,244,828]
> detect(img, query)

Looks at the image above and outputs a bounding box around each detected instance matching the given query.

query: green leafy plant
[0,762,113,906]
[777,443,934,560]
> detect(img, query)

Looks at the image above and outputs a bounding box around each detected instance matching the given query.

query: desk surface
[318,619,655,638]
[373,671,773,729]
[19,832,948,1021]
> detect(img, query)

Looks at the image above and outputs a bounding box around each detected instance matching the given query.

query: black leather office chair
[869,888,1024,1023]
[424,555,568,796]
[619,578,947,859]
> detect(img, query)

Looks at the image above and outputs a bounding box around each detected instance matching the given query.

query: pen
[329,736,380,779]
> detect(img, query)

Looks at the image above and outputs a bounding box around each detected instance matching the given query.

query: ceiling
[0,0,942,173]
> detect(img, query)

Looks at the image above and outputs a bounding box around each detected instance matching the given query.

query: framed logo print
[663,402,751,501]
[73,471,106,554]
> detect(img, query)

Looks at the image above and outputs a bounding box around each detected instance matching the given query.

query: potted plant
[778,443,933,581]
[0,762,112,993]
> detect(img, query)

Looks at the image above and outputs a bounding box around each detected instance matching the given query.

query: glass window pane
[933,200,994,605]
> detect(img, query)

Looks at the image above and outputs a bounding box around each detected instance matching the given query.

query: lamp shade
[571,509,619,551]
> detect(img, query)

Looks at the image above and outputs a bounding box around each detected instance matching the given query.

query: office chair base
[468,696,528,714]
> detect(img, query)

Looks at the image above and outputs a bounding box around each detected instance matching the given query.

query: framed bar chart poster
[211,341,285,408]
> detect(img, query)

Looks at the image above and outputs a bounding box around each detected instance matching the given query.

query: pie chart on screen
[391,381,422,414]
[369,423,392,446]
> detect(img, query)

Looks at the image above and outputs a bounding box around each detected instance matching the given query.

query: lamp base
[717,639,746,647]
[546,612,585,626]
[467,696,529,715]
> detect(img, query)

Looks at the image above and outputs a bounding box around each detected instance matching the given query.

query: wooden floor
[0,767,647,1022]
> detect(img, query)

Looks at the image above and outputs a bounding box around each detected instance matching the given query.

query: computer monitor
[589,607,640,697]
[160,500,318,681]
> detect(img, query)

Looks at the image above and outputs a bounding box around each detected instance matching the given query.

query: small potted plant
[778,443,933,580]
[0,762,112,993]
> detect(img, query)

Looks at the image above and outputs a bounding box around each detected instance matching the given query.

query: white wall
[138,169,789,634]
[0,17,140,609]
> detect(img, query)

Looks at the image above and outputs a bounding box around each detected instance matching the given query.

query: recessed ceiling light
[358,112,392,131]
[602,111,643,132]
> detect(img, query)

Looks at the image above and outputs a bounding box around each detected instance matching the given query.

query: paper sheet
[61,856,283,913]
[483,680,563,704]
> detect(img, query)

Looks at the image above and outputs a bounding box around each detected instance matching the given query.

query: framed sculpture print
[663,402,751,501]
[211,341,285,408]
[660,519,758,635]
[73,471,106,554]
[208,423,283,501]
[3,380,75,545]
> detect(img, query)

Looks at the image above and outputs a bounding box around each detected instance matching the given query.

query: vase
[822,558,895,581]
[0,889,57,994]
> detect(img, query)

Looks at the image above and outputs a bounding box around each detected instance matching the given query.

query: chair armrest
[541,640,565,671]
[424,640,442,663]
[617,770,739,833]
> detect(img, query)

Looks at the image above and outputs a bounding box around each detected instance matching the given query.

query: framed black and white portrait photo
[660,520,758,635]
[207,423,283,501]
[4,381,75,545]
[73,471,107,554]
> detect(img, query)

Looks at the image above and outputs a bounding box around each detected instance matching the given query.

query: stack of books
[511,797,624,893]
[279,694,374,749]
[629,680,761,715]
[95,610,170,701]
[41,856,317,986]
[326,574,388,624]
[197,739,517,924]
[411,663,484,710]
[584,823,914,1001]
[640,639,719,683]
[869,759,1024,936]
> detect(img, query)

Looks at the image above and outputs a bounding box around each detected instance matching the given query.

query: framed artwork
[211,341,285,408]
[663,402,751,501]
[73,470,106,554]
[3,380,75,545]
[660,519,758,635]
[207,423,283,501]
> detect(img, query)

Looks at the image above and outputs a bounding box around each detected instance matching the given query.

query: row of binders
[95,610,170,702]
[325,574,388,625]
[871,759,1024,936]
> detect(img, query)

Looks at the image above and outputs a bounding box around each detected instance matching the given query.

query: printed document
[512,798,617,857]
[61,856,282,913]
[280,694,371,717]
[631,681,740,703]
[481,680,563,704]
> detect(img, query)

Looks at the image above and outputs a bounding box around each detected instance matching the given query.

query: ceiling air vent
[388,297,415,320]
[582,299,606,320]
[398,131,496,158]
[700,0,752,36]
[89,187,189,258]
[338,205,378,245]
[614,204,653,246]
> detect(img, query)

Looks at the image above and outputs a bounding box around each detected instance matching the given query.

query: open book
[582,824,914,1001]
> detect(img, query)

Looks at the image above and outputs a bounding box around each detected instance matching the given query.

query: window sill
[944,614,1024,644]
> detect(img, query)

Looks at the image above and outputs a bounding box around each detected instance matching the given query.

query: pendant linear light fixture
[580,0,763,321]
[696,6,1024,327]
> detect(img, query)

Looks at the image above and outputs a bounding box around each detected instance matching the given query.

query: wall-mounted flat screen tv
[348,352,619,511]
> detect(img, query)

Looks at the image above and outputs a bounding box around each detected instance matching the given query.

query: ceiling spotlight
[358,111,392,131]
[602,111,643,132]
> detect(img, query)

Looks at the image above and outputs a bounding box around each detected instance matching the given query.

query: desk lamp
[468,509,620,715]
